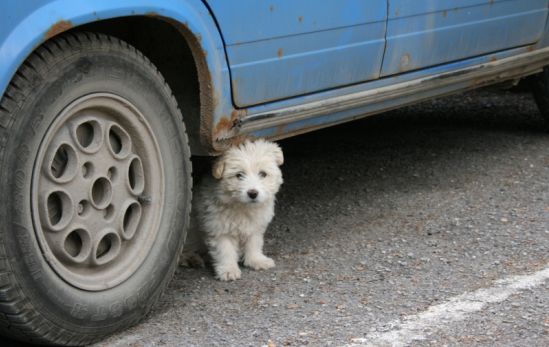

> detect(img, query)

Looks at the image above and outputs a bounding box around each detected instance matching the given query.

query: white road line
[346,265,549,347]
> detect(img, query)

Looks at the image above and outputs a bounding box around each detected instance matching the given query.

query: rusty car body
[1,0,548,345]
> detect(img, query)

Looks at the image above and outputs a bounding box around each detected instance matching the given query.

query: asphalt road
[4,89,549,346]
[94,88,548,347]
[99,89,548,347]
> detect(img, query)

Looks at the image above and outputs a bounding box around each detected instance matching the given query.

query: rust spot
[213,109,246,141]
[234,136,248,146]
[399,53,411,72]
[277,48,283,59]
[298,16,303,23]
[469,77,484,88]
[145,11,160,17]
[489,0,495,5]
[490,56,497,62]
[269,5,274,12]
[442,10,448,17]
[44,20,73,40]
[274,124,287,137]
[213,117,234,136]
[212,135,251,153]
[527,45,536,52]
[231,109,245,123]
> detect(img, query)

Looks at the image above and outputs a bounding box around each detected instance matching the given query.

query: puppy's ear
[212,157,225,179]
[272,144,284,166]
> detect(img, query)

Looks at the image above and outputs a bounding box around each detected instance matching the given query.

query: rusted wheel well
[72,16,205,154]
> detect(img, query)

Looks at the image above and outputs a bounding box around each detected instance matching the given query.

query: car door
[381,0,549,76]
[205,0,388,107]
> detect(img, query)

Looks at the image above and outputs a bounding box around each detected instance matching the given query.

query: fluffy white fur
[182,139,284,281]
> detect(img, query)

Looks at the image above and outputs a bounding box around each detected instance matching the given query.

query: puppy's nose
[247,189,258,200]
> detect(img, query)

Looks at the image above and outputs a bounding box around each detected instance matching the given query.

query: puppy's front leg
[243,232,275,270]
[209,236,241,281]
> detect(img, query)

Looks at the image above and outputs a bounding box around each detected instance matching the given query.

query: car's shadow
[169,88,545,286]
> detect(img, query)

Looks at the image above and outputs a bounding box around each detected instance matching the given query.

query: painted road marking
[346,265,549,347]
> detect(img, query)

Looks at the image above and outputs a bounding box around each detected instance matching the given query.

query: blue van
[1,1,549,345]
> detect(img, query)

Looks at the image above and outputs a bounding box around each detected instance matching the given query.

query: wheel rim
[32,93,164,291]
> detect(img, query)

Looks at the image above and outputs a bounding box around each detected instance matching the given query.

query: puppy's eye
[235,172,245,180]
[259,171,267,178]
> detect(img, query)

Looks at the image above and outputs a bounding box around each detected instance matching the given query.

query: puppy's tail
[180,217,208,268]
[179,251,206,268]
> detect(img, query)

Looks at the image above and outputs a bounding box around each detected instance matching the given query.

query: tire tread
[0,31,192,346]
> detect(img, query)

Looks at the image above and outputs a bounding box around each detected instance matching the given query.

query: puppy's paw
[215,264,242,281]
[244,255,275,270]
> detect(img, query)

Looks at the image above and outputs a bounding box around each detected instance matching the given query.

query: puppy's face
[212,139,283,204]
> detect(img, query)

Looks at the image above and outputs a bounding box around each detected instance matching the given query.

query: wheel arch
[0,0,233,155]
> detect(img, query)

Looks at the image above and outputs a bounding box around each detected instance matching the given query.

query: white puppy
[182,139,284,281]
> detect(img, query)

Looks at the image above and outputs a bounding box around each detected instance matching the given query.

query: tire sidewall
[2,43,190,332]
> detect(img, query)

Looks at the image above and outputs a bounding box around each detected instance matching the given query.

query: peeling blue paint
[382,0,549,76]
[205,0,387,107]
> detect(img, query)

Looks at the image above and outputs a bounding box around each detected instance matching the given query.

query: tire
[0,32,192,345]
[532,67,549,128]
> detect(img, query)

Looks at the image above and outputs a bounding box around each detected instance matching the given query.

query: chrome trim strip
[236,47,549,134]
